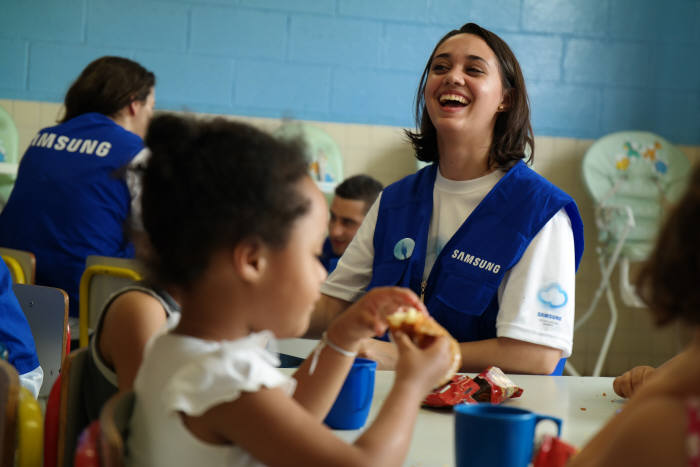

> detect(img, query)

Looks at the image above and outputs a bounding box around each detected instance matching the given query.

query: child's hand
[613,365,656,398]
[326,287,425,352]
[392,331,453,395]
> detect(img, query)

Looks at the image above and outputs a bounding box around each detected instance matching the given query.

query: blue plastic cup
[324,357,377,430]
[454,403,562,467]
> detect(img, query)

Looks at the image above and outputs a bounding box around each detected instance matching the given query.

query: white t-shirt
[321,168,576,357]
[128,331,296,467]
[126,147,149,231]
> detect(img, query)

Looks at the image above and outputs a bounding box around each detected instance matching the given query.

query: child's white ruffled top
[127,330,296,467]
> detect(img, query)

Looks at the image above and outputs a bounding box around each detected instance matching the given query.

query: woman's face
[131,87,156,138]
[424,33,507,142]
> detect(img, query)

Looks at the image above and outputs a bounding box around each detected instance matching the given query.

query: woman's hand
[357,338,399,369]
[613,365,656,398]
[326,287,426,352]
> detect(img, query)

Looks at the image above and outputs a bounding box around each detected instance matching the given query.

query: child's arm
[613,365,656,398]
[351,332,451,463]
[612,350,693,399]
[292,286,426,418]
[100,290,170,391]
[568,396,686,467]
[617,348,697,404]
[182,331,452,466]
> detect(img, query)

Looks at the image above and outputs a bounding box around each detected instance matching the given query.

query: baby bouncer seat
[273,121,344,206]
[567,131,690,376]
[0,104,19,208]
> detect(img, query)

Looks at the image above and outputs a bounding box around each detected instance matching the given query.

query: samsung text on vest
[451,250,501,274]
[30,132,112,157]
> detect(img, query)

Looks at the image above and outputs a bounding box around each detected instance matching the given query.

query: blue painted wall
[1,0,698,144]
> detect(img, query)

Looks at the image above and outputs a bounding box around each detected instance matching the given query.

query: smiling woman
[409,23,534,171]
[309,22,584,377]
[424,34,510,155]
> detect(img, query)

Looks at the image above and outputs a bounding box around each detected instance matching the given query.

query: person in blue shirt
[320,174,383,273]
[0,57,156,325]
[308,23,583,375]
[0,259,42,397]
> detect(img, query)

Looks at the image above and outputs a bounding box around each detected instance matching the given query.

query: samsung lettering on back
[30,132,112,157]
[451,249,501,274]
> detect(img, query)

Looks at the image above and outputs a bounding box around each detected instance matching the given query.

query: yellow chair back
[16,386,42,467]
[1,255,26,284]
[0,247,36,284]
[0,360,43,467]
[79,258,143,348]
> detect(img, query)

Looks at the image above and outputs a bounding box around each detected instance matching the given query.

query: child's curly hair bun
[140,113,310,288]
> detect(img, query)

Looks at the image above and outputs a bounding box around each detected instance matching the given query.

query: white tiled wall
[3,99,699,376]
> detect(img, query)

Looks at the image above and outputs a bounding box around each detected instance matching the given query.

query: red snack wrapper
[473,366,524,404]
[422,366,523,407]
[532,435,577,467]
[423,375,480,407]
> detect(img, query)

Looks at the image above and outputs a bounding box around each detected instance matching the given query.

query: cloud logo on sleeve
[538,283,568,309]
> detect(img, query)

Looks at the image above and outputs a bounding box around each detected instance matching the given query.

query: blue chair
[13,284,68,399]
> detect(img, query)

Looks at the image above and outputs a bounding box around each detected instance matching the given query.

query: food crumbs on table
[580,407,587,411]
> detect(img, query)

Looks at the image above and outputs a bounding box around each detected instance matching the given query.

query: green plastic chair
[567,131,690,376]
[0,104,19,206]
[273,122,343,206]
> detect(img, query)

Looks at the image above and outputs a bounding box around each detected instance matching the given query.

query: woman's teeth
[439,94,468,106]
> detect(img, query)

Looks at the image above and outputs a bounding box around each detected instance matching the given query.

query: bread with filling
[386,307,462,387]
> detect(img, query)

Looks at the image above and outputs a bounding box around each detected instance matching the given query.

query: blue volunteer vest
[368,161,584,344]
[0,113,143,317]
[0,260,40,374]
[320,237,340,273]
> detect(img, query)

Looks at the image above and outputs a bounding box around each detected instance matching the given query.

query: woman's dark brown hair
[406,23,534,169]
[636,164,700,326]
[60,56,155,123]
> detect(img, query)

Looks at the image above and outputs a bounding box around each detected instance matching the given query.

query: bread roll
[387,307,462,387]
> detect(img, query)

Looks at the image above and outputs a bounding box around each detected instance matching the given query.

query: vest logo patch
[538,283,567,309]
[393,238,415,260]
[451,249,501,274]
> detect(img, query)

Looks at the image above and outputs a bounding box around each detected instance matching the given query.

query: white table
[278,339,622,467]
[344,372,619,467]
